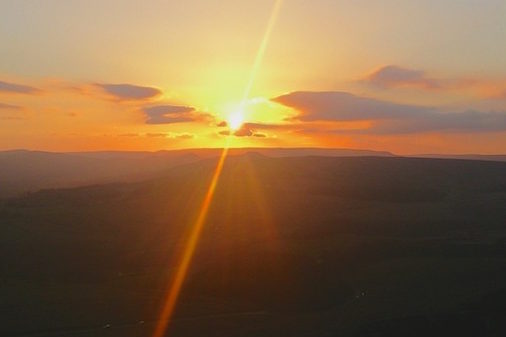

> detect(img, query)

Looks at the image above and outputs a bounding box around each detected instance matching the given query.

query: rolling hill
[1,155,505,336]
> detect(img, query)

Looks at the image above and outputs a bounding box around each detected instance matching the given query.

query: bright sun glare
[228,110,244,131]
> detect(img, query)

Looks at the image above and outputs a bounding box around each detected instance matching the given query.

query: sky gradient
[1,0,506,154]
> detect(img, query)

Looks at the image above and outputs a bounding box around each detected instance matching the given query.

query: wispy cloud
[233,124,254,137]
[173,133,194,139]
[273,91,506,134]
[218,122,289,137]
[0,102,22,110]
[362,65,441,89]
[340,110,506,135]
[273,91,432,121]
[146,132,169,138]
[118,133,139,137]
[144,132,195,139]
[0,80,40,94]
[360,65,506,99]
[143,105,195,124]
[96,83,161,100]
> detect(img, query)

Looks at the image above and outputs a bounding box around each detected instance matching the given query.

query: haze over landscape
[1,1,506,336]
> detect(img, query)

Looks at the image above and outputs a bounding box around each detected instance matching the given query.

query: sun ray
[228,110,244,131]
[152,146,229,337]
[227,0,284,131]
[241,0,284,104]
[151,1,284,336]
[243,156,279,246]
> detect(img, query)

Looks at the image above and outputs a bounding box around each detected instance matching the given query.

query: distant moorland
[1,154,505,336]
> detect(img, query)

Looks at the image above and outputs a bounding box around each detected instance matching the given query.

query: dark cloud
[143,105,195,124]
[273,91,432,121]
[364,65,440,89]
[233,124,254,137]
[97,83,161,100]
[217,121,228,127]
[218,122,288,137]
[217,122,295,137]
[273,91,506,134]
[357,110,506,134]
[0,102,21,110]
[0,80,40,94]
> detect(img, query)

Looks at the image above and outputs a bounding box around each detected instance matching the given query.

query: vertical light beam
[241,0,283,105]
[152,147,229,337]
[152,1,283,336]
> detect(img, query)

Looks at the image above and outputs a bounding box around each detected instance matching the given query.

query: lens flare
[228,110,244,131]
[152,147,229,337]
[151,1,283,336]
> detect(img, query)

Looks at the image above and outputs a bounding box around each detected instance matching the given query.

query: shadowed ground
[1,155,505,336]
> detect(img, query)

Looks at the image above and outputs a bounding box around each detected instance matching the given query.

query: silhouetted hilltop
[0,148,394,198]
[410,153,506,162]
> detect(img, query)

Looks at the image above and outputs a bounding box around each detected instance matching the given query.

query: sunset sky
[1,0,506,154]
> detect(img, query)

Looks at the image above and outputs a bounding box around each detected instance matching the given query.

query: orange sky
[1,0,506,154]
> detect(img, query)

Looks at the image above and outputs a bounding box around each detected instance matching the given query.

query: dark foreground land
[1,155,506,336]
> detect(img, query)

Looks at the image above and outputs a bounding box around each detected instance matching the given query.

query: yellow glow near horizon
[219,0,284,135]
[3,1,506,154]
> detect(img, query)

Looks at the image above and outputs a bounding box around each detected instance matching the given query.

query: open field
[1,155,506,336]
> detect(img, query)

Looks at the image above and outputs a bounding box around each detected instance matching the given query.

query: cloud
[143,105,195,124]
[0,80,40,94]
[217,122,288,137]
[363,65,440,89]
[368,110,506,134]
[273,91,506,134]
[145,132,168,138]
[0,102,22,110]
[173,133,194,139]
[233,125,254,137]
[244,122,300,131]
[219,126,254,137]
[0,116,23,120]
[361,65,489,94]
[97,83,161,100]
[217,121,228,127]
[342,110,506,135]
[273,91,432,121]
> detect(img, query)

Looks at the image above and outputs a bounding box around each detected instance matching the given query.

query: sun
[228,109,244,131]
